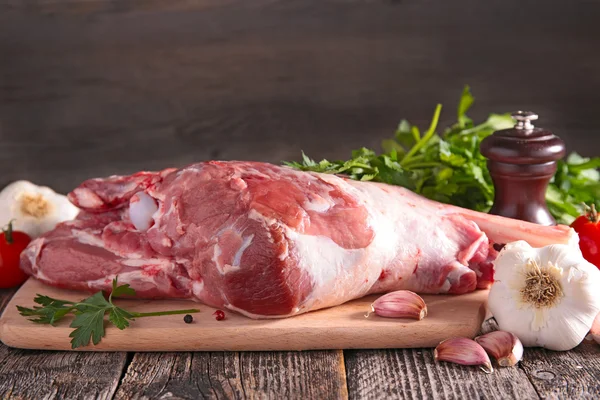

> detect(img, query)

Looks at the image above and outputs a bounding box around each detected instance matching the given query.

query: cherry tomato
[571,204,600,270]
[0,221,31,288]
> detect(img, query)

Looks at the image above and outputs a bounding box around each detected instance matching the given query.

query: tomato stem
[2,219,15,244]
[584,204,599,223]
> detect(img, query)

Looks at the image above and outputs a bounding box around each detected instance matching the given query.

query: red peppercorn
[213,310,226,321]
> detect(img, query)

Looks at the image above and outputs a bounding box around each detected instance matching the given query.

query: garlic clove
[591,312,600,345]
[367,290,427,320]
[0,180,79,238]
[434,337,493,374]
[475,331,524,367]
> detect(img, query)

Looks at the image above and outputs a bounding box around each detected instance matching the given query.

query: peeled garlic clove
[591,312,600,345]
[368,290,427,320]
[475,331,523,367]
[434,337,493,374]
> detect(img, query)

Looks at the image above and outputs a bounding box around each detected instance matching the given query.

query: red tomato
[0,222,31,288]
[571,205,600,270]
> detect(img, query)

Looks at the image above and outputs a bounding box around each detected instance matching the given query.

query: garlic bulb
[0,180,79,238]
[488,240,600,351]
[591,312,600,345]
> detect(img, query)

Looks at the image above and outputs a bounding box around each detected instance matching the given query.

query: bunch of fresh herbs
[284,86,600,225]
[17,277,199,349]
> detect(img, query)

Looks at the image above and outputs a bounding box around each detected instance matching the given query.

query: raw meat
[20,161,575,318]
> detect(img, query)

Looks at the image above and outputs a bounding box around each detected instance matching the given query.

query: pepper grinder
[480,111,566,226]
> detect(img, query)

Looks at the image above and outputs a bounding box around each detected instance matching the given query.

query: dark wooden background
[1,0,599,194]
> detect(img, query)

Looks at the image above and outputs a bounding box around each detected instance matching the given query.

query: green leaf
[401,104,442,166]
[282,160,304,168]
[439,141,467,167]
[16,305,55,325]
[301,151,317,167]
[360,174,377,181]
[69,308,107,349]
[109,307,135,330]
[485,113,514,131]
[411,126,421,142]
[352,147,377,159]
[395,120,416,149]
[318,159,332,169]
[437,167,454,182]
[457,85,474,128]
[566,152,587,165]
[398,119,411,134]
[381,139,405,155]
[111,278,136,299]
[33,294,74,308]
[78,291,110,310]
[568,156,600,175]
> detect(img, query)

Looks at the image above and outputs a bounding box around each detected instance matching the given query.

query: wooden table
[1,0,600,398]
[1,287,599,399]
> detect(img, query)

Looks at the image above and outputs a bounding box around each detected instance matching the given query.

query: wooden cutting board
[0,278,488,351]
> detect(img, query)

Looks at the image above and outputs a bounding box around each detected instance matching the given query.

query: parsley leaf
[109,277,135,299]
[284,86,599,225]
[17,277,200,349]
[69,308,107,348]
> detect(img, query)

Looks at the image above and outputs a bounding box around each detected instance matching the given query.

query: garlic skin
[434,337,493,373]
[0,181,79,238]
[591,312,600,345]
[488,240,600,351]
[368,290,427,320]
[475,331,523,367]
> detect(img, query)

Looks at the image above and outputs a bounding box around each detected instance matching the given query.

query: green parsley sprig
[284,86,600,225]
[17,277,200,349]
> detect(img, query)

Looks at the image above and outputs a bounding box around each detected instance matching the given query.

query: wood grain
[0,278,487,351]
[1,0,600,194]
[0,286,128,399]
[520,340,600,399]
[344,348,539,400]
[114,350,348,399]
[0,348,127,400]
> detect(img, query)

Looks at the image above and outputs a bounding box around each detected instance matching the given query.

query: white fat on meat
[303,193,334,213]
[213,234,255,275]
[70,229,105,247]
[121,258,172,268]
[129,191,158,231]
[286,179,403,312]
[192,280,205,297]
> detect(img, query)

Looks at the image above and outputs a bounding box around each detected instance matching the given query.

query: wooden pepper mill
[480,111,566,226]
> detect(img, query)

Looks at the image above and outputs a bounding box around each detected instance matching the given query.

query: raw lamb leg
[20,161,575,318]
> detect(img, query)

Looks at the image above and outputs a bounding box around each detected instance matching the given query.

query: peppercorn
[183,314,193,324]
[213,310,225,321]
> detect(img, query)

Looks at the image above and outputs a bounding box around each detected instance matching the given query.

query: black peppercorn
[183,314,193,324]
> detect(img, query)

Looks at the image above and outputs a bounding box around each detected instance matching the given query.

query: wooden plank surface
[344,348,540,400]
[0,278,487,351]
[1,0,600,194]
[0,286,128,399]
[114,350,348,399]
[520,340,600,399]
